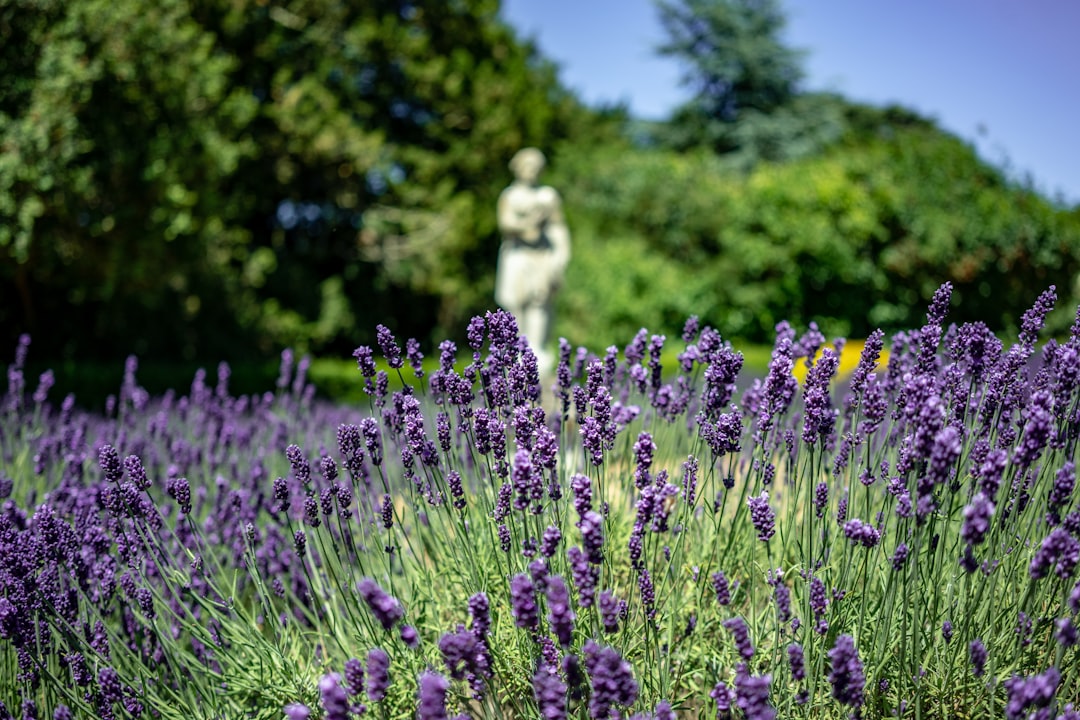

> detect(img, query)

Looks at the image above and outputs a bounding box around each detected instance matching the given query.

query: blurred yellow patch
[791,339,889,385]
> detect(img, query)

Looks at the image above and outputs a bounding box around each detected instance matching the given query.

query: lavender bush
[2,285,1080,719]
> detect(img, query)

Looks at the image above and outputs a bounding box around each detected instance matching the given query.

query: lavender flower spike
[358,578,404,631]
[969,639,987,677]
[533,664,569,720]
[510,573,539,630]
[546,576,576,647]
[1004,667,1061,720]
[734,664,775,720]
[318,673,350,720]
[414,670,449,720]
[366,648,390,702]
[828,634,865,711]
[723,617,754,661]
[283,703,311,720]
[747,491,776,542]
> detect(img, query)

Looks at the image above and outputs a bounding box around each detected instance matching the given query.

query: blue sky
[501,0,1080,205]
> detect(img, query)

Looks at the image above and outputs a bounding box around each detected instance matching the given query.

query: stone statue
[495,148,570,376]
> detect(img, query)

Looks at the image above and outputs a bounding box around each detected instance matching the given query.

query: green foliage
[0,0,616,363]
[2,0,1078,377]
[653,0,844,165]
[554,108,1080,343]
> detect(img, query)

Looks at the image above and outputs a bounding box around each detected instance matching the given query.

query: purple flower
[847,329,885,407]
[284,703,311,720]
[1030,527,1080,579]
[843,518,881,548]
[723,617,754,661]
[571,474,593,519]
[400,624,419,649]
[827,634,865,710]
[801,347,840,445]
[353,345,376,378]
[466,316,485,351]
[712,571,731,606]
[813,482,828,518]
[122,454,151,491]
[788,643,806,681]
[710,681,735,716]
[510,574,539,630]
[1004,667,1060,720]
[681,455,700,507]
[961,493,995,546]
[541,526,562,558]
[512,449,543,513]
[682,315,700,343]
[927,423,962,488]
[969,639,987,677]
[836,492,849,524]
[768,571,791,623]
[891,543,909,571]
[633,432,656,488]
[1014,390,1055,468]
[417,670,450,720]
[653,699,676,720]
[942,620,953,644]
[447,471,465,510]
[439,625,485,681]
[583,640,639,720]
[319,673,350,720]
[546,576,575,647]
[358,578,404,631]
[1056,617,1078,647]
[1019,286,1057,350]
[405,338,424,378]
[135,587,154,619]
[98,667,124,705]
[493,483,511,521]
[533,664,568,720]
[808,574,829,631]
[734,664,775,720]
[166,476,191,515]
[375,324,403,369]
[366,648,390,702]
[639,569,656,621]
[360,417,382,466]
[1049,462,1076,521]
[303,495,321,527]
[747,491,775,542]
[469,593,491,640]
[599,590,621,633]
[580,510,606,564]
[568,546,598,608]
[344,658,365,697]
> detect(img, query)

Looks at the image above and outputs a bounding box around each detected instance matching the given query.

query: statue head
[509,147,546,185]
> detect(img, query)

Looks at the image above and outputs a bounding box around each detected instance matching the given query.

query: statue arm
[497,190,538,238]
[546,190,571,276]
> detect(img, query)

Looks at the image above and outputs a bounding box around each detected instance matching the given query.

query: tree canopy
[653,0,844,166]
[0,0,617,361]
[1,0,1077,375]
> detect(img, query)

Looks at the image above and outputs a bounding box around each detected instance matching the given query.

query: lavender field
[2,283,1079,720]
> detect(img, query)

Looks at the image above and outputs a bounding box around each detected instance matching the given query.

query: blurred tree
[653,0,843,166]
[0,0,615,363]
[552,104,1080,346]
[0,0,263,360]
